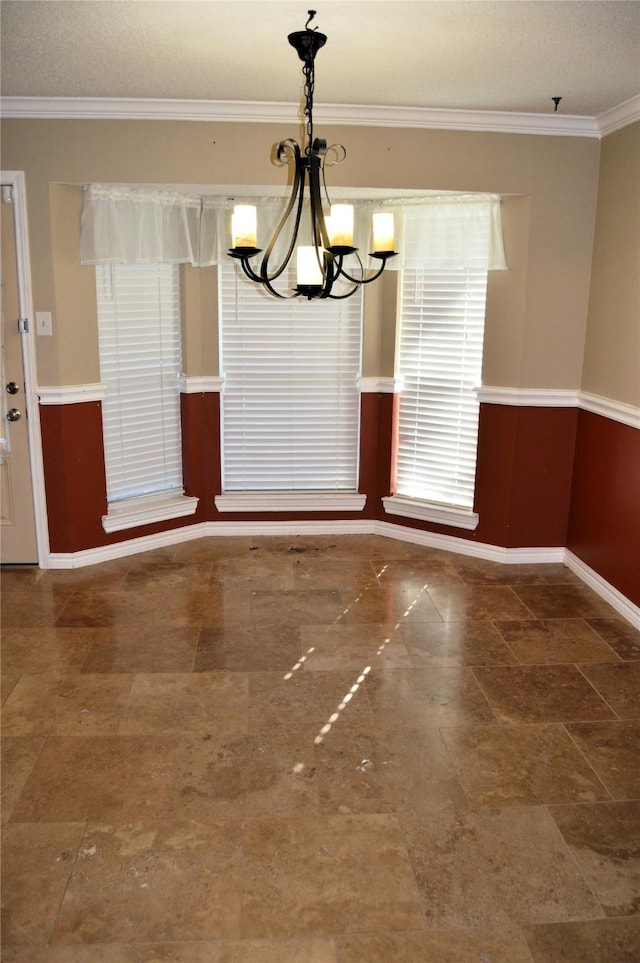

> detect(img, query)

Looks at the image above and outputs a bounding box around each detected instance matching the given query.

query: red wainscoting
[359,391,397,519]
[39,401,109,553]
[38,393,638,612]
[475,404,579,549]
[568,409,640,607]
[180,391,221,523]
[40,393,223,553]
[380,403,579,551]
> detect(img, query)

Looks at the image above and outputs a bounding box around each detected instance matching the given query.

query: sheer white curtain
[80,185,202,265]
[80,186,507,273]
[395,195,507,271]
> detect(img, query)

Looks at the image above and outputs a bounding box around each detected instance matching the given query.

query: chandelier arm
[309,153,330,249]
[336,255,389,286]
[260,276,289,299]
[328,285,361,300]
[323,253,361,299]
[320,154,331,208]
[338,266,386,285]
[240,250,302,299]
[257,142,306,284]
[317,251,336,298]
[239,257,266,284]
[320,144,346,210]
[241,257,300,299]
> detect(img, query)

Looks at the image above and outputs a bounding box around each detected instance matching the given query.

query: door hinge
[18,317,29,333]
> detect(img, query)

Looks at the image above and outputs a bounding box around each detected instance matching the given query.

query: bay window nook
[81,185,506,529]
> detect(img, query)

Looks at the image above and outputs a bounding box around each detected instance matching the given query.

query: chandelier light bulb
[297,246,324,287]
[231,205,257,249]
[372,213,395,253]
[328,204,354,248]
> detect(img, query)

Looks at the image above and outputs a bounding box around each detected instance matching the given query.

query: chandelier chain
[303,56,315,155]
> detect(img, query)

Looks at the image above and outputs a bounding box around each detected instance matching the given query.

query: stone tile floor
[1,534,639,962]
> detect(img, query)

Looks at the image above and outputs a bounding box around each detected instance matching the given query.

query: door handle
[6,382,19,395]
[6,408,21,422]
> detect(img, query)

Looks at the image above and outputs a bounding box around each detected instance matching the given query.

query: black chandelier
[227,10,397,300]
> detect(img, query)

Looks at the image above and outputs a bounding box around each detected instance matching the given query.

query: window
[216,263,365,512]
[384,198,504,530]
[95,263,197,531]
[394,265,487,523]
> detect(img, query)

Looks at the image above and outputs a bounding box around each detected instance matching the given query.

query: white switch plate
[36,311,53,336]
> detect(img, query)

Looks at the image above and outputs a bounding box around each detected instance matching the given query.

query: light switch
[36,311,53,336]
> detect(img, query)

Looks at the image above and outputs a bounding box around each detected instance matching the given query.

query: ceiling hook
[552,96,562,112]
[305,10,318,30]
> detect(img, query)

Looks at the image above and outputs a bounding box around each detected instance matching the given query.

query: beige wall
[48,184,99,385]
[2,118,602,390]
[582,122,640,407]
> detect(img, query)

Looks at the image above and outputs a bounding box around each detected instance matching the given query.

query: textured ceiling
[1,0,639,117]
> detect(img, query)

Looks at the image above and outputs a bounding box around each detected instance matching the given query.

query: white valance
[80,185,202,265]
[199,196,291,267]
[81,186,507,271]
[394,195,507,271]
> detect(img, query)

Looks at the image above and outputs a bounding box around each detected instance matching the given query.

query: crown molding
[1,96,615,138]
[319,103,600,138]
[596,95,640,137]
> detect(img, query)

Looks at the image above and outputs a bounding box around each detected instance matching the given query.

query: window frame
[383,265,489,532]
[95,262,198,533]
[215,263,366,514]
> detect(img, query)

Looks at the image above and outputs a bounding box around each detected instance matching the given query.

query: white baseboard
[46,523,213,568]
[44,519,638,629]
[45,519,374,568]
[373,520,566,564]
[564,551,640,630]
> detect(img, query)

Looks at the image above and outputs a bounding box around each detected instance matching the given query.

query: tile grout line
[560,722,617,802]
[45,817,89,946]
[574,662,625,721]
[542,802,608,923]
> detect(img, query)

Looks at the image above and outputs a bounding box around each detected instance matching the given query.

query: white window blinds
[394,199,501,513]
[96,263,184,504]
[396,226,490,511]
[220,264,363,492]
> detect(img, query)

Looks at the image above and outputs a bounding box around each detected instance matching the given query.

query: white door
[0,184,38,563]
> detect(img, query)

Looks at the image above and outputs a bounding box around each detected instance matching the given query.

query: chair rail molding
[476,386,639,429]
[38,383,107,405]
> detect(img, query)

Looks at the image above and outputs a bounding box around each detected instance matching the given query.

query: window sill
[102,493,199,533]
[382,495,479,531]
[215,492,367,513]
